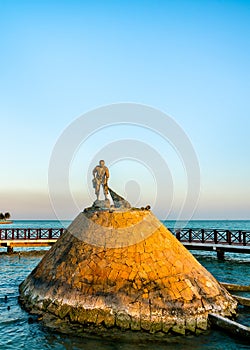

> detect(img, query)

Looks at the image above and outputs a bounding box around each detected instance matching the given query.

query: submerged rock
[19,208,237,337]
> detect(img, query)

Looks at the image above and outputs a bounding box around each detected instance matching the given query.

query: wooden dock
[173,228,250,259]
[0,228,64,253]
[0,227,250,257]
[209,313,250,339]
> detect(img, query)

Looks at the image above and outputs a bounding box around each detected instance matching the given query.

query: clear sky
[0,0,249,220]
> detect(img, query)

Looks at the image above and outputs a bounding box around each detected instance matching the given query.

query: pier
[0,227,250,258]
[173,228,250,259]
[0,228,63,253]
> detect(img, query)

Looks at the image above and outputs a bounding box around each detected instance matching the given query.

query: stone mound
[19,209,237,336]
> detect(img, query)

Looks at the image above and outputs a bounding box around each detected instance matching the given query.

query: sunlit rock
[19,199,237,337]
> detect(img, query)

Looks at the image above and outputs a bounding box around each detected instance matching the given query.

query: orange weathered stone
[19,209,237,336]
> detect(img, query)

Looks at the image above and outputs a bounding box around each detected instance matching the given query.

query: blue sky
[0,0,249,219]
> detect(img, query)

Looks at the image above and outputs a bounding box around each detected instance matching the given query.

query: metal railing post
[201,229,205,243]
[226,230,232,245]
[176,230,180,240]
[243,232,246,246]
[239,230,242,243]
[214,230,218,244]
[188,229,192,243]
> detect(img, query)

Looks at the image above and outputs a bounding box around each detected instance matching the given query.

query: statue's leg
[103,183,109,200]
[95,182,100,200]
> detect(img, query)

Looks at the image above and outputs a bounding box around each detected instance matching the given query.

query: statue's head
[99,160,105,167]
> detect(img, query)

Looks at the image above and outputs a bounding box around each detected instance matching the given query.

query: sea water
[0,220,250,350]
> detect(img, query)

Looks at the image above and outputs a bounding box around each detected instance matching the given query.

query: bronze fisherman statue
[92,160,109,200]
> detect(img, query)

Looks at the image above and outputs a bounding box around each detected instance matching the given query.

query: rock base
[18,293,215,336]
[19,209,238,337]
[92,199,111,209]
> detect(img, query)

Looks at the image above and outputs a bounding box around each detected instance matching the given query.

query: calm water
[0,220,250,350]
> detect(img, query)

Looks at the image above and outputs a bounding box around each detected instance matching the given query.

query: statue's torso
[95,166,108,182]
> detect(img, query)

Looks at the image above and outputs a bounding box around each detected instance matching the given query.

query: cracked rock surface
[19,209,237,336]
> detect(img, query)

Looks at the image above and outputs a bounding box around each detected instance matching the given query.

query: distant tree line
[0,212,11,220]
